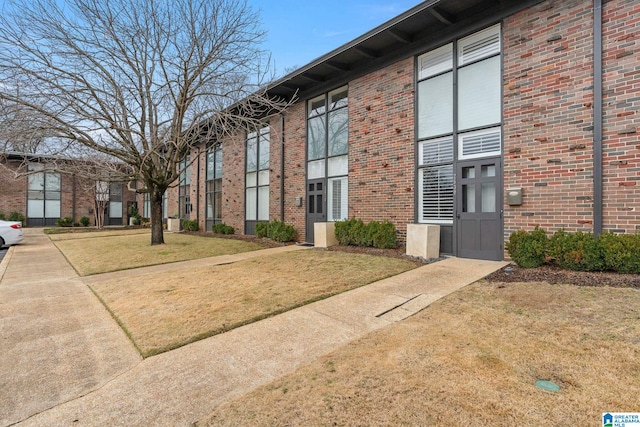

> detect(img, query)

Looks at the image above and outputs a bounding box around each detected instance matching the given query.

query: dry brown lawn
[200,281,640,426]
[46,228,150,240]
[53,232,265,275]
[89,250,418,357]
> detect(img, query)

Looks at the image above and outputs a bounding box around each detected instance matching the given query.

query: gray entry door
[305,179,326,244]
[456,158,503,260]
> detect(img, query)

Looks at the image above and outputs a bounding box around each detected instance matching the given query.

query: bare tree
[0,0,291,244]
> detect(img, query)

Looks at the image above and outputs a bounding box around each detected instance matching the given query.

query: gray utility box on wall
[507,188,523,206]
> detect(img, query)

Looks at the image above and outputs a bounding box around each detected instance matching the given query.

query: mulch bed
[485,263,640,288]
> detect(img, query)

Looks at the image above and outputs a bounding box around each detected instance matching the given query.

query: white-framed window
[416,24,501,223]
[246,125,270,222]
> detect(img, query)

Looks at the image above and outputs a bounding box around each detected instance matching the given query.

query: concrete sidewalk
[1,229,506,426]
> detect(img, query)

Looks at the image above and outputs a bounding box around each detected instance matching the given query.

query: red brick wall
[282,103,307,240]
[0,160,27,217]
[348,57,415,239]
[602,0,640,233]
[220,131,247,234]
[503,0,596,236]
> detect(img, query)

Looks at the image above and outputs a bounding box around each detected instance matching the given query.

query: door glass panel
[462,166,475,179]
[481,164,496,177]
[317,195,323,214]
[317,182,323,191]
[309,195,314,214]
[481,183,496,212]
[462,184,475,213]
[309,183,314,192]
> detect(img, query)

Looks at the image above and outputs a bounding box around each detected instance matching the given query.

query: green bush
[599,232,640,274]
[79,216,91,227]
[0,211,5,220]
[181,219,199,231]
[370,220,398,249]
[8,211,25,224]
[506,227,548,268]
[334,218,398,249]
[212,223,235,235]
[55,217,74,227]
[255,221,269,238]
[255,219,296,242]
[549,230,604,272]
[334,218,361,246]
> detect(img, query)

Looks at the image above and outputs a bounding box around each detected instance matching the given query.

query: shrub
[212,223,235,235]
[334,218,397,249]
[370,220,398,249]
[8,211,25,224]
[55,217,74,227]
[549,230,604,272]
[0,211,5,220]
[181,219,199,231]
[506,227,548,268]
[80,216,91,227]
[255,221,268,238]
[255,219,296,242]
[599,232,640,274]
[334,218,361,246]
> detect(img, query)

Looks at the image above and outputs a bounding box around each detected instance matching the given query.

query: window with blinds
[458,128,502,160]
[415,24,502,224]
[419,165,454,223]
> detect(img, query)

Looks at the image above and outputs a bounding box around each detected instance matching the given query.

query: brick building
[0,153,136,226]
[161,0,637,261]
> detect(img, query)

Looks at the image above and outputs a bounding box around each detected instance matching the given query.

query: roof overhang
[266,0,544,101]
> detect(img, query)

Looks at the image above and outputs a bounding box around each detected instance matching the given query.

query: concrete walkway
[1,229,506,426]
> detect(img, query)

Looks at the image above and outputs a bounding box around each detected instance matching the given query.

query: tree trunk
[150,186,165,245]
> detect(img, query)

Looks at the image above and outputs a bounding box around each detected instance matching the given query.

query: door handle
[456,213,460,219]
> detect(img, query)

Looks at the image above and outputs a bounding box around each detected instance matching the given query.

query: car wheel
[0,237,4,248]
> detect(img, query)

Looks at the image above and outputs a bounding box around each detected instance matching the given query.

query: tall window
[417,25,501,223]
[179,155,191,219]
[206,144,223,230]
[245,126,270,225]
[27,164,61,226]
[307,86,349,221]
[108,183,123,224]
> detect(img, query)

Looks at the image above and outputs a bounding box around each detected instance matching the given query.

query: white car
[0,220,23,247]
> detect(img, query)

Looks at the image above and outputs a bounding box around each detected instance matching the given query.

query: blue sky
[249,0,422,76]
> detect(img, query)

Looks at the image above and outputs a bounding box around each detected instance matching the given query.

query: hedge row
[334,218,397,249]
[507,227,640,273]
[255,219,296,242]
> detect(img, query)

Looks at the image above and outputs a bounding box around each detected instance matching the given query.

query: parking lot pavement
[0,247,6,262]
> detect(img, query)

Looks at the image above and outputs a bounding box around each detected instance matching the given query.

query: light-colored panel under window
[328,155,348,177]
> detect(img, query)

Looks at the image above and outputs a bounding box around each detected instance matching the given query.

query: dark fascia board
[266,0,442,94]
[267,0,545,101]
